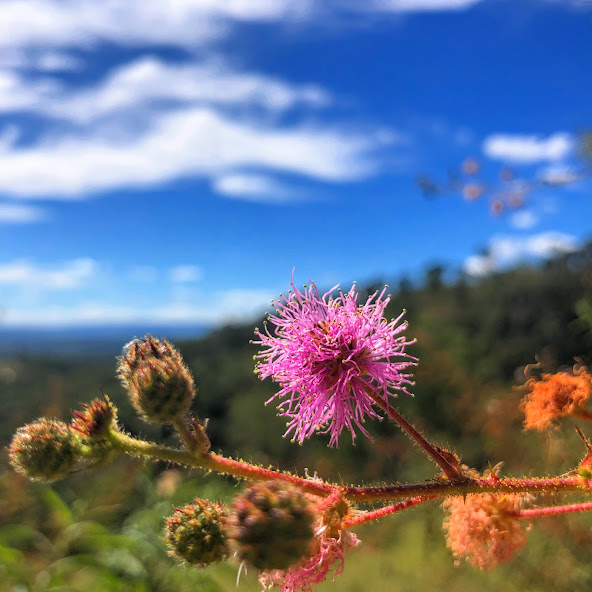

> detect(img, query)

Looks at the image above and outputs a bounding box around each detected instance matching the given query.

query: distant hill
[0,324,211,357]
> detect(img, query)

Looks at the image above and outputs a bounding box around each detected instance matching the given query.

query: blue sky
[0,0,591,328]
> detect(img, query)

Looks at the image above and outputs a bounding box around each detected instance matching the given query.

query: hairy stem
[106,429,334,497]
[513,500,592,518]
[343,496,435,527]
[367,391,463,479]
[105,430,592,505]
[342,476,591,502]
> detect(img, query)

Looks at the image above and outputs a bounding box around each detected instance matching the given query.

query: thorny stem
[341,476,591,502]
[342,496,435,528]
[366,390,463,479]
[105,430,592,506]
[106,429,333,498]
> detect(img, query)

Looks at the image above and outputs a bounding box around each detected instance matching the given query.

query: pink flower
[259,526,360,592]
[254,279,415,445]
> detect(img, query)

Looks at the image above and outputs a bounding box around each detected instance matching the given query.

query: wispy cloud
[483,132,573,163]
[464,232,578,276]
[0,258,96,289]
[1,287,274,327]
[0,203,46,223]
[0,107,392,198]
[0,57,331,123]
[0,0,485,56]
[213,173,299,202]
[170,265,202,284]
[509,210,539,230]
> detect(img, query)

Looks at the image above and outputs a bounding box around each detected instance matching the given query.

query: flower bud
[228,481,316,570]
[71,396,117,437]
[8,419,80,482]
[117,336,195,423]
[165,499,229,568]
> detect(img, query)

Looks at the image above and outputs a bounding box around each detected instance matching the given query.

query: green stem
[106,429,334,497]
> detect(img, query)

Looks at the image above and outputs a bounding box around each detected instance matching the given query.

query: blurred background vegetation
[3,242,592,591]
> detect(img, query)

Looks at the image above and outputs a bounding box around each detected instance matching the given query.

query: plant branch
[367,390,463,479]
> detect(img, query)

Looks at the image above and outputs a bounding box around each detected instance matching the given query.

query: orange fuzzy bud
[521,365,591,431]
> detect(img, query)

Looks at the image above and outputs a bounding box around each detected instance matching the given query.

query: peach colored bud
[462,158,480,175]
[442,491,527,571]
[462,184,484,201]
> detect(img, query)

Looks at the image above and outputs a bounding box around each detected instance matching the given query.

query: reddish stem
[315,490,344,512]
[341,475,589,503]
[367,391,463,479]
[342,496,435,528]
[513,501,592,519]
[572,407,592,422]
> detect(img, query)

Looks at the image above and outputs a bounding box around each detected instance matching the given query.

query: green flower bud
[165,499,229,568]
[117,336,195,423]
[8,419,80,482]
[228,481,316,570]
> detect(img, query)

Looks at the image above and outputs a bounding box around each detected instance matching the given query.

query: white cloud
[0,0,484,55]
[1,57,331,123]
[509,210,538,230]
[35,51,84,72]
[0,107,389,198]
[0,203,46,223]
[483,133,574,163]
[0,1,310,51]
[213,173,298,202]
[0,258,96,289]
[1,287,274,327]
[170,265,202,284]
[464,232,578,276]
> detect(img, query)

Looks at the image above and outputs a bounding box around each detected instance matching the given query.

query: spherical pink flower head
[442,492,527,571]
[259,525,360,592]
[254,279,416,446]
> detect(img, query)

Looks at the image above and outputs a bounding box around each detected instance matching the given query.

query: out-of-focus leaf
[41,488,74,529]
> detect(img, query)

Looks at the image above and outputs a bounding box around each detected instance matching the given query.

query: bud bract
[229,481,316,570]
[117,336,195,423]
[71,396,117,437]
[9,419,80,482]
[165,499,229,567]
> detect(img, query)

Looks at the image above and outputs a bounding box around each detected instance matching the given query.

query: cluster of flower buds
[164,482,340,574]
